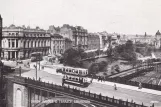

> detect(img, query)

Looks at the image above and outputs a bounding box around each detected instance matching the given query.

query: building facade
[59,25,88,50]
[72,26,88,50]
[2,25,50,60]
[87,33,100,50]
[51,34,65,55]
[155,30,161,49]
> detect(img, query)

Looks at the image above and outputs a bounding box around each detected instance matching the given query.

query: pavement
[20,64,161,107]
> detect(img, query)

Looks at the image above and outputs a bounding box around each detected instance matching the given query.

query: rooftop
[51,33,63,38]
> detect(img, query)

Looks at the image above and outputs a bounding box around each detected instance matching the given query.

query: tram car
[62,75,90,87]
[61,66,91,87]
[61,66,89,76]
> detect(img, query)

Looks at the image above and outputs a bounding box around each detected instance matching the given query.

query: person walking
[114,84,117,90]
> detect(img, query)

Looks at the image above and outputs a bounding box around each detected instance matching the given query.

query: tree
[98,61,108,71]
[63,48,82,67]
[88,63,99,74]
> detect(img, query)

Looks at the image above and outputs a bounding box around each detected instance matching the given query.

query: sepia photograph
[0,0,161,107]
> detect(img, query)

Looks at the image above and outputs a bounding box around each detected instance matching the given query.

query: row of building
[0,15,161,60]
[0,23,101,60]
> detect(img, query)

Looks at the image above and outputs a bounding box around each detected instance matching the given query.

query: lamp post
[39,53,40,70]
[19,66,21,76]
[34,63,37,80]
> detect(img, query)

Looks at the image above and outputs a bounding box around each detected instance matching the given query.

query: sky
[0,0,161,35]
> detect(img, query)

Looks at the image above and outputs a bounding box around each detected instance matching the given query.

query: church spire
[156,30,161,35]
[0,14,1,18]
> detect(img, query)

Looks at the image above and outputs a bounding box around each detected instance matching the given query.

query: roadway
[20,64,161,107]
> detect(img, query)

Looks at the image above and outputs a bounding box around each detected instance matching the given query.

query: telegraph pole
[39,53,40,70]
[19,66,21,76]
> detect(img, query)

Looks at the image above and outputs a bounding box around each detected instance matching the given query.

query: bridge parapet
[12,76,153,107]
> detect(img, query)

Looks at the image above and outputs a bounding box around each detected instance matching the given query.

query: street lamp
[19,66,21,77]
[34,64,37,80]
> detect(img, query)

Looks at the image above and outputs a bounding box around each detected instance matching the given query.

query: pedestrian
[114,84,117,90]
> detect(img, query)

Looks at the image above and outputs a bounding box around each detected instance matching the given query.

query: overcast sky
[0,0,161,35]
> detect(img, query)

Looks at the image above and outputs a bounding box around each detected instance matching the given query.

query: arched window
[28,41,29,47]
[35,41,36,47]
[15,89,22,107]
[31,41,33,47]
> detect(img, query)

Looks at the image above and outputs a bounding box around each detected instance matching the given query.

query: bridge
[5,76,152,107]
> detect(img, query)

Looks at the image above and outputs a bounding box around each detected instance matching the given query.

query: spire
[144,32,147,36]
[0,14,2,19]
[156,30,161,35]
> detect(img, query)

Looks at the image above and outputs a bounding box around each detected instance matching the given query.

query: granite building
[87,33,100,50]
[50,34,65,55]
[2,25,50,60]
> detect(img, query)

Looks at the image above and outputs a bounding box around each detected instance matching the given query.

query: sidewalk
[93,79,161,96]
[42,66,161,96]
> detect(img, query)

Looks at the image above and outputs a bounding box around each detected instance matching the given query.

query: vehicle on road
[30,52,43,62]
[61,66,91,87]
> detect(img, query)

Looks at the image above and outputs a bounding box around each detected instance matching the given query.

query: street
[20,64,161,107]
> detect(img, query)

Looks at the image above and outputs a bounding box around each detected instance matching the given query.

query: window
[24,41,26,48]
[16,40,18,47]
[76,78,78,81]
[28,41,29,47]
[12,40,15,47]
[75,70,78,74]
[69,69,71,72]
[79,70,82,74]
[31,41,33,47]
[8,39,10,47]
[35,42,36,47]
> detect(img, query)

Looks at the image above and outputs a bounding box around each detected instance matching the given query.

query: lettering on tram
[61,67,91,87]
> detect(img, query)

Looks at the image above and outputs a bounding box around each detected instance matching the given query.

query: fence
[13,76,154,107]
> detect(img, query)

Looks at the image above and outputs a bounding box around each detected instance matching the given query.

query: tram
[61,66,91,87]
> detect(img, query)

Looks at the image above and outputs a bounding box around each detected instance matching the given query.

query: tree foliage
[113,40,137,61]
[63,46,85,67]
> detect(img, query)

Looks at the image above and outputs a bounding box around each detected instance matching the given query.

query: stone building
[155,30,161,49]
[58,24,88,50]
[51,34,65,55]
[1,25,50,60]
[72,26,88,50]
[87,33,100,50]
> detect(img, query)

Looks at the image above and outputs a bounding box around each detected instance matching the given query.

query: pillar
[10,39,12,48]
[25,40,28,48]
[15,51,17,59]
[15,39,16,48]
[18,39,21,48]
[10,51,12,59]
[29,41,31,48]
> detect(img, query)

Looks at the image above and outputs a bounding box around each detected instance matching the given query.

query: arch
[15,88,22,107]
[41,41,43,47]
[34,41,36,47]
[31,41,33,48]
